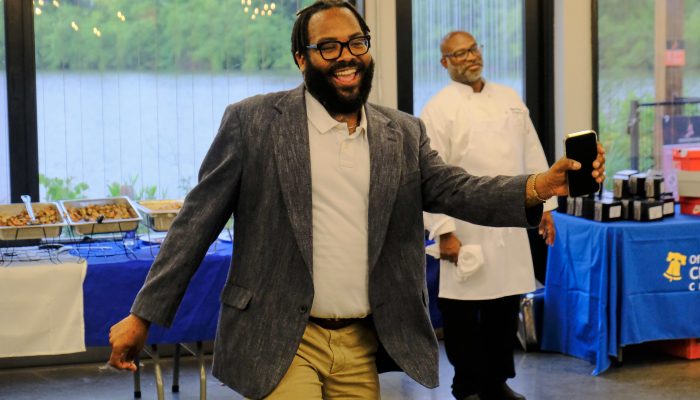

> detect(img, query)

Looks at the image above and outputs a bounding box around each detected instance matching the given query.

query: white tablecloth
[0,258,88,358]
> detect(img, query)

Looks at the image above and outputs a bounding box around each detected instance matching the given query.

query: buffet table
[81,240,231,346]
[0,239,231,359]
[541,209,700,374]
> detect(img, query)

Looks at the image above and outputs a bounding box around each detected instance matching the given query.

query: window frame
[395,0,556,163]
[5,0,39,202]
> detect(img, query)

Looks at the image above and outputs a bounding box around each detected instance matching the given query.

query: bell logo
[664,251,687,281]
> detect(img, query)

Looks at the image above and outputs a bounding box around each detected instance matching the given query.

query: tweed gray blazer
[131,85,540,399]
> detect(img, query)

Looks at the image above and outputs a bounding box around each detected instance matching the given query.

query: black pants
[438,295,521,399]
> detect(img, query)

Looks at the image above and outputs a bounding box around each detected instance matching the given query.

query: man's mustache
[328,60,365,74]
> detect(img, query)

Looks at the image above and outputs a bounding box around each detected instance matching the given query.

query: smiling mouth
[333,68,359,86]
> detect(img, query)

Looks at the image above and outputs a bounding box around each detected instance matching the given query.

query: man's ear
[440,57,448,69]
[295,52,306,72]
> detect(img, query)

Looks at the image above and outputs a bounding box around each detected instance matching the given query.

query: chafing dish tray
[135,200,183,232]
[0,202,66,240]
[60,196,141,235]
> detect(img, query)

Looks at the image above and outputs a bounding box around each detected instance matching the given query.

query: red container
[679,196,700,216]
[673,148,700,171]
[657,338,700,360]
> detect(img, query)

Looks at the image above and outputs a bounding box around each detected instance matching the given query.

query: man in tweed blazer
[108,1,605,399]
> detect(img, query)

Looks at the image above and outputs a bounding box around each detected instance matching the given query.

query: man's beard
[451,64,482,85]
[303,58,374,115]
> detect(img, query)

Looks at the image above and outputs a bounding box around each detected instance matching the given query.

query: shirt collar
[305,90,367,137]
[450,79,489,96]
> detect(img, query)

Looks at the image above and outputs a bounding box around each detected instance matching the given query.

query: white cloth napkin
[426,242,484,282]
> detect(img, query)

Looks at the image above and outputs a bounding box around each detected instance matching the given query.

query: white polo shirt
[305,92,371,319]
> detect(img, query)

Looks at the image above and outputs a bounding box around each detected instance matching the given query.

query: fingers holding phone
[535,135,606,199]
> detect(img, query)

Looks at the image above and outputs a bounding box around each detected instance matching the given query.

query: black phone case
[565,131,600,197]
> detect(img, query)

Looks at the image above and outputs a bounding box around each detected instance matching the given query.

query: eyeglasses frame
[306,35,372,61]
[442,44,484,62]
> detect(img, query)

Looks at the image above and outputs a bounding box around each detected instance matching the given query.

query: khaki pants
[264,320,380,399]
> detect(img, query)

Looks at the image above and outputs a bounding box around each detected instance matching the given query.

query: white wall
[554,0,593,158]
[364,0,398,109]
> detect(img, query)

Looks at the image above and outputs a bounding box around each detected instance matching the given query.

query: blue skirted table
[541,209,700,374]
[80,241,232,346]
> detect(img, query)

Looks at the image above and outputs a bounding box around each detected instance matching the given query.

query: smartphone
[564,130,600,197]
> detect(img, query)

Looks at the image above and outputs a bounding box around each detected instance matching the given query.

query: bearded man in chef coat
[421,31,557,400]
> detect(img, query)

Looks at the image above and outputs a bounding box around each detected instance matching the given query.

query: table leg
[143,344,165,400]
[133,355,141,399]
[172,343,181,393]
[180,342,208,400]
[197,341,207,400]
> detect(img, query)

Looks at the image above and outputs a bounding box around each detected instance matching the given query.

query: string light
[241,1,276,18]
[93,27,102,37]
[117,11,126,22]
[52,0,60,8]
[35,7,42,16]
[71,21,79,31]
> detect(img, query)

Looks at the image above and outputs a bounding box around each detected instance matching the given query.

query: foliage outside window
[597,0,700,190]
[32,0,313,201]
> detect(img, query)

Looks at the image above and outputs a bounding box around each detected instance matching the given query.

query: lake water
[34,71,302,200]
[1,71,699,203]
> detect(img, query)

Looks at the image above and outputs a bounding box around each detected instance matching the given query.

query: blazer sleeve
[131,104,244,327]
[417,118,542,228]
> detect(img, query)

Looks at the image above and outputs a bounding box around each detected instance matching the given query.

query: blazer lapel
[271,86,313,273]
[366,104,401,273]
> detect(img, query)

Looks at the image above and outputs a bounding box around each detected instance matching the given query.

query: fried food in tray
[59,197,142,235]
[0,207,61,226]
[135,200,183,232]
[67,203,136,222]
[0,203,66,240]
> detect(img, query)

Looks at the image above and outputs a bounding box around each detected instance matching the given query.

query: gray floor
[1,342,699,400]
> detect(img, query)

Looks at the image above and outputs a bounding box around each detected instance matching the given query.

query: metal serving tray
[135,200,183,232]
[0,202,67,240]
[60,196,142,235]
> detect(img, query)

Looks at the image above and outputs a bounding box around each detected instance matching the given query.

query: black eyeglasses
[442,44,483,62]
[306,35,371,61]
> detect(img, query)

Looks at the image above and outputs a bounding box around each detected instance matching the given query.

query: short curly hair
[291,0,370,67]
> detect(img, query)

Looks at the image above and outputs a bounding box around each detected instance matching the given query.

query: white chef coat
[421,80,557,300]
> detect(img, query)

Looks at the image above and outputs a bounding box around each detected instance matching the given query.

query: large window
[412,0,524,115]
[33,0,312,201]
[596,0,700,193]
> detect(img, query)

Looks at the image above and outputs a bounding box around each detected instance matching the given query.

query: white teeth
[335,69,356,77]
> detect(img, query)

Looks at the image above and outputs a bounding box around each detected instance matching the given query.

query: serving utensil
[20,194,39,225]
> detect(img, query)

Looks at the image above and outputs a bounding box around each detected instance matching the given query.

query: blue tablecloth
[80,241,231,346]
[81,239,442,347]
[541,208,700,374]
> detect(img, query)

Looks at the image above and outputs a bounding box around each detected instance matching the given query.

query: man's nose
[336,44,355,62]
